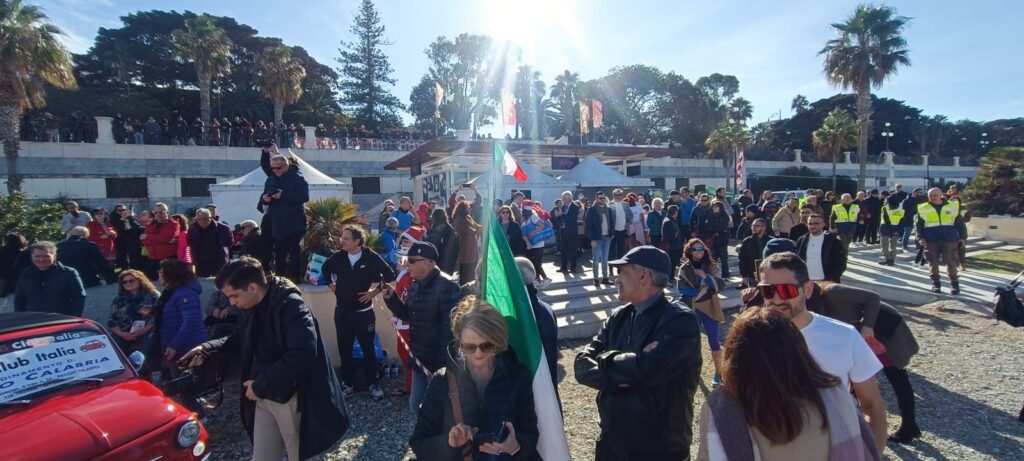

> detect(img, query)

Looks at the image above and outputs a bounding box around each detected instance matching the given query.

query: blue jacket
[678,197,697,227]
[14,263,86,316]
[260,152,310,240]
[391,208,417,231]
[380,228,400,268]
[159,280,207,355]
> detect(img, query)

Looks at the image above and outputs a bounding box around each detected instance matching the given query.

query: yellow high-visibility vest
[882,205,905,225]
[832,204,860,223]
[917,201,959,228]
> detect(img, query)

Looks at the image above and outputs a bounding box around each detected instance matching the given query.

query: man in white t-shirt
[757,251,887,450]
[796,214,847,282]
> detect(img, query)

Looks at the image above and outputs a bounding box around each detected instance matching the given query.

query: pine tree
[336,0,403,131]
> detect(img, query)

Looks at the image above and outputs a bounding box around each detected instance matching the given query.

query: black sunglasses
[460,341,496,355]
[757,283,801,300]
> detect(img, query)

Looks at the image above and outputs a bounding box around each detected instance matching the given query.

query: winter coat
[85,220,117,258]
[0,247,30,297]
[14,263,86,316]
[677,260,724,321]
[574,295,702,456]
[453,215,480,265]
[737,234,770,279]
[187,221,233,264]
[689,205,711,239]
[157,281,206,356]
[772,206,801,236]
[662,217,683,251]
[425,222,459,275]
[585,205,616,242]
[526,284,559,392]
[143,219,180,260]
[502,221,528,257]
[57,236,115,288]
[410,350,539,460]
[259,151,310,239]
[383,268,462,373]
[202,276,349,460]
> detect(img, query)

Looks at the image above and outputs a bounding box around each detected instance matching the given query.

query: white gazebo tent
[209,153,351,227]
[468,157,568,209]
[558,155,654,192]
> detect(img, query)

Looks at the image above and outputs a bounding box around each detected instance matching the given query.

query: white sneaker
[370,384,384,401]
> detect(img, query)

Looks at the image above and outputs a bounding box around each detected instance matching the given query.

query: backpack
[994,270,1024,327]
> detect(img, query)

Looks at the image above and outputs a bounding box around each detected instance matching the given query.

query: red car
[0,312,211,461]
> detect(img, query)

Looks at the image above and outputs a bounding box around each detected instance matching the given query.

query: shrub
[962,147,1024,217]
[0,192,65,243]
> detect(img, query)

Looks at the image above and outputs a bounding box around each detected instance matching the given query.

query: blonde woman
[410,296,539,460]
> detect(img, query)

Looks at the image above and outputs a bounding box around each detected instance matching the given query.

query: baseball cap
[608,245,671,275]
[407,242,438,261]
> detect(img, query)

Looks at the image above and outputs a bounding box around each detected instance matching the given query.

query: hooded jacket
[202,277,349,460]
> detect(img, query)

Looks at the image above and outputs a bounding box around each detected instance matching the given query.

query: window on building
[180,178,217,197]
[652,177,665,190]
[105,177,148,198]
[626,164,641,177]
[676,178,690,189]
[352,177,381,195]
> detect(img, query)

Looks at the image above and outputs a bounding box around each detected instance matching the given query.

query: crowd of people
[1,138,975,460]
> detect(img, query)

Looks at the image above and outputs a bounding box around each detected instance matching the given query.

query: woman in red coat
[86,208,118,261]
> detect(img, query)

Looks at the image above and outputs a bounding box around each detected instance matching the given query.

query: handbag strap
[447,371,474,461]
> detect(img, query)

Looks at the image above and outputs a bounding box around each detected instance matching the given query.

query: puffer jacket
[410,350,540,460]
[383,268,461,373]
[157,280,206,357]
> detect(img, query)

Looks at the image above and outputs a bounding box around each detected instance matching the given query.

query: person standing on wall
[260,147,310,280]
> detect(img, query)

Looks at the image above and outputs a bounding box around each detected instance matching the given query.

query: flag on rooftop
[497,142,528,183]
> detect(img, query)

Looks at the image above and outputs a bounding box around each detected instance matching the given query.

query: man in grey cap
[575,245,702,460]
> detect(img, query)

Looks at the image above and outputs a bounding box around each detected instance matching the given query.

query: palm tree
[172,14,232,130]
[820,4,911,190]
[0,0,77,193]
[304,197,367,254]
[705,120,750,194]
[549,70,579,138]
[728,97,754,124]
[813,108,859,192]
[255,45,307,127]
[513,65,545,139]
[791,94,810,114]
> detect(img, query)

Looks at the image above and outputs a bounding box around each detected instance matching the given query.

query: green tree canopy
[336,0,403,131]
[255,45,306,126]
[962,147,1024,217]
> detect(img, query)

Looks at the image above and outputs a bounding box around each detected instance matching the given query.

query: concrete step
[541,283,619,303]
[553,290,743,340]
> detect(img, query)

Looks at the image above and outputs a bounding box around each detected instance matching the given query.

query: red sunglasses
[757,283,801,300]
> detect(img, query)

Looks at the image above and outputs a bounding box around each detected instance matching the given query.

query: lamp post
[979,132,990,153]
[881,122,894,152]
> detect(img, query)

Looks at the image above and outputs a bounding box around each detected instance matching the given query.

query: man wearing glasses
[381,242,461,413]
[757,252,887,451]
[795,214,847,283]
[111,203,144,270]
[608,189,632,270]
[260,145,310,280]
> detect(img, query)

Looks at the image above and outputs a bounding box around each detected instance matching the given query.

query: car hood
[0,379,183,460]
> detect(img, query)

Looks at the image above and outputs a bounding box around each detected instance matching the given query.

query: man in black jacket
[575,246,702,460]
[322,225,395,401]
[15,241,86,316]
[737,218,770,288]
[182,257,348,461]
[111,204,143,270]
[382,242,462,413]
[260,147,310,279]
[796,214,847,283]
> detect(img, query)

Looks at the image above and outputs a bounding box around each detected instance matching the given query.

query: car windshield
[0,328,126,403]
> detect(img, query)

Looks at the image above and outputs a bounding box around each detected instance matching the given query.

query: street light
[881,122,894,152]
[980,132,990,152]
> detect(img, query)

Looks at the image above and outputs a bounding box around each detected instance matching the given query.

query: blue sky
[38,0,1024,126]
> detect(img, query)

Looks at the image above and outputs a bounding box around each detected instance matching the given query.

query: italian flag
[480,142,570,460]
[497,142,529,182]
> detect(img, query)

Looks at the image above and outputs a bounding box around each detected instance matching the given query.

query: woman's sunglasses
[757,283,801,300]
[460,341,496,355]
[691,247,705,253]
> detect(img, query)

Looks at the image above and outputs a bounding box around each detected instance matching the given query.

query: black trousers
[596,437,687,461]
[866,219,880,244]
[560,228,578,271]
[336,308,377,389]
[274,231,303,279]
[883,366,918,428]
[611,230,628,259]
[195,257,226,278]
[529,247,547,279]
[459,263,476,285]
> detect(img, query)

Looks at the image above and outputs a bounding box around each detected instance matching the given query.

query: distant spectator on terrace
[61,201,93,234]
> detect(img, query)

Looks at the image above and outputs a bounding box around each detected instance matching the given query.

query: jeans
[592,237,611,279]
[901,225,913,248]
[695,309,721,352]
[221,132,231,147]
[410,368,429,413]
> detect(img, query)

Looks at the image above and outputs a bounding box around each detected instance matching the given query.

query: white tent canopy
[468,158,569,208]
[558,155,654,189]
[209,152,351,227]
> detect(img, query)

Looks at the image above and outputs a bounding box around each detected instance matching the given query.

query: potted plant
[303,198,367,285]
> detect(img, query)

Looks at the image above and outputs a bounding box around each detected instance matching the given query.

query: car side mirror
[129,351,146,371]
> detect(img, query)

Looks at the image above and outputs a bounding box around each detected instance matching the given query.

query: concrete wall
[967,216,1024,245]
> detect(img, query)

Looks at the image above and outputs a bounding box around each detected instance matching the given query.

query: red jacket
[143,219,180,260]
[86,221,117,258]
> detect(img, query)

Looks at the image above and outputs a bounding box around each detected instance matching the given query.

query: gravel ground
[203,299,1024,460]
